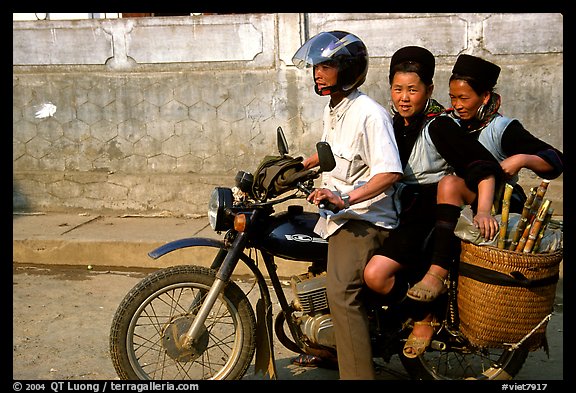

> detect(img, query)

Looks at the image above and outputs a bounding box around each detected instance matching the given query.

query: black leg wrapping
[430,203,462,270]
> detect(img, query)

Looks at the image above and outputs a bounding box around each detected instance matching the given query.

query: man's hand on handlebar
[307,188,343,213]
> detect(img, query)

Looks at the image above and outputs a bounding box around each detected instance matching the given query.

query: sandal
[406,271,448,302]
[402,320,440,359]
[291,354,338,370]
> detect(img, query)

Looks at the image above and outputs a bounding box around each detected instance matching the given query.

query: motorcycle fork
[180,229,251,349]
[184,247,228,314]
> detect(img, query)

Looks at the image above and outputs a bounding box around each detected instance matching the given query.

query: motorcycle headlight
[208,187,233,231]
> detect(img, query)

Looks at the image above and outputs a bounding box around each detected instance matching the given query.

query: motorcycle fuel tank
[258,205,328,263]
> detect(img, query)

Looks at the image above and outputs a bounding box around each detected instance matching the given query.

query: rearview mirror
[316,142,335,172]
[277,127,289,156]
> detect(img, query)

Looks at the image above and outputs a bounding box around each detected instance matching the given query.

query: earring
[424,98,431,113]
[476,104,486,121]
[389,100,398,115]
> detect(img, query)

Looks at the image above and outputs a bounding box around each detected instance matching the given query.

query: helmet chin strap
[314,83,339,96]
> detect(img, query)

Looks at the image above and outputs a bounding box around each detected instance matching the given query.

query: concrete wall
[13,13,564,216]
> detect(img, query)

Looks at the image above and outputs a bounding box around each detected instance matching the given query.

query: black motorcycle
[110,127,538,380]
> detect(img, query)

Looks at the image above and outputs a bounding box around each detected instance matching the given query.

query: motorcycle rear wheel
[109,265,256,380]
[400,343,529,380]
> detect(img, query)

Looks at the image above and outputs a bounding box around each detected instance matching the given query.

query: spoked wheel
[400,338,529,380]
[110,265,256,380]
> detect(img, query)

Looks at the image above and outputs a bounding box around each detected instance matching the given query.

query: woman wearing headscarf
[406,54,565,304]
[363,47,503,358]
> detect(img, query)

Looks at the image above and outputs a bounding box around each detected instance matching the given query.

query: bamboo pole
[498,183,514,249]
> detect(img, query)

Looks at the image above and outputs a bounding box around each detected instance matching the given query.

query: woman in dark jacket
[407,54,565,304]
[363,47,504,358]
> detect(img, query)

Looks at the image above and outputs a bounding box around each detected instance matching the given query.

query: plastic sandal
[402,320,440,359]
[406,271,448,302]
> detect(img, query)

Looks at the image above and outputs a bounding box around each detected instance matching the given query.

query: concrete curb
[13,212,563,279]
[12,212,314,278]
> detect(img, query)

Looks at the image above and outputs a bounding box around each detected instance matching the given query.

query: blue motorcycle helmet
[292,31,369,96]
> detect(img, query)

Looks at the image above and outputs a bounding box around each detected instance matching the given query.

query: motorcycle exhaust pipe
[430,340,447,351]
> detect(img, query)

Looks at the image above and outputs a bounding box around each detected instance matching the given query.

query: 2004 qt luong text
[12,382,200,393]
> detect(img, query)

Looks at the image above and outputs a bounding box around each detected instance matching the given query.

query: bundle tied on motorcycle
[251,155,314,200]
[454,180,563,351]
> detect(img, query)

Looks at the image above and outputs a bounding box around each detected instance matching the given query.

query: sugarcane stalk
[492,181,506,216]
[509,187,536,251]
[523,199,551,253]
[533,206,554,253]
[515,223,531,252]
[498,183,514,249]
[528,179,550,219]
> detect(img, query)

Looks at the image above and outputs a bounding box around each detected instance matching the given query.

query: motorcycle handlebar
[296,182,340,213]
[319,200,340,213]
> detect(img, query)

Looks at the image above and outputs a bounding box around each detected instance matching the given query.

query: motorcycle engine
[290,272,336,349]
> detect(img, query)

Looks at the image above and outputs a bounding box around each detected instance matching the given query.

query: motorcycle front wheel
[400,342,529,380]
[110,265,256,380]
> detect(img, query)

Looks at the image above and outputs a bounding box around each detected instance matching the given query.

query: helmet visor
[292,32,362,69]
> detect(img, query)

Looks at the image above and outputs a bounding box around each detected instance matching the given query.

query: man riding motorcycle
[292,30,403,379]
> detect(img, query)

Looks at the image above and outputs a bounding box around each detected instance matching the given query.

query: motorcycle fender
[147,237,225,259]
[254,297,277,379]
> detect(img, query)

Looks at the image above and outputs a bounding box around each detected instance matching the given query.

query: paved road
[13,263,563,381]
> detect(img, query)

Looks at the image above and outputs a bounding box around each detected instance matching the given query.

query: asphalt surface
[12,263,563,382]
[12,211,565,382]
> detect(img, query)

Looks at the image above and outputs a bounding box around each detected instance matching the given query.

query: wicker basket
[457,241,563,350]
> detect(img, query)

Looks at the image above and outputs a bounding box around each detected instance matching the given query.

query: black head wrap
[389,46,435,85]
[452,54,501,89]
